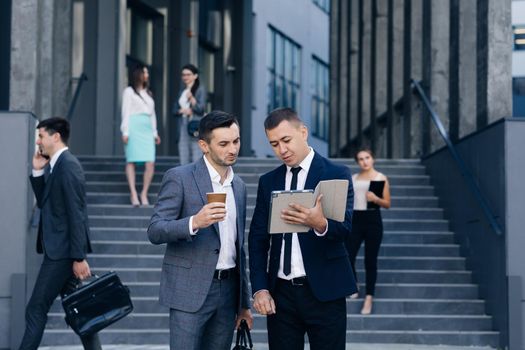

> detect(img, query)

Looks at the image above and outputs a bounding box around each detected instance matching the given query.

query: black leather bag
[187,116,202,138]
[232,319,253,350]
[61,272,133,337]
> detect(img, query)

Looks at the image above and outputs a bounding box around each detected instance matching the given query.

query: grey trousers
[169,277,237,350]
[178,117,201,165]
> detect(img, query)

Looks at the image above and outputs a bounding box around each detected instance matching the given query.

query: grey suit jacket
[147,158,250,313]
[29,150,92,260]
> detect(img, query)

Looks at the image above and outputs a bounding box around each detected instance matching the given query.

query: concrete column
[9,0,39,113]
[349,0,359,142]
[477,0,512,127]
[409,0,423,157]
[10,0,72,119]
[375,0,388,118]
[360,0,371,135]
[37,0,55,120]
[391,0,404,158]
[95,0,121,155]
[459,0,477,138]
[429,0,450,153]
[329,0,340,155]
[52,0,73,117]
[337,0,349,156]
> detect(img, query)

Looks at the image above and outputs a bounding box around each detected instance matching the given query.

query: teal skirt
[125,113,155,163]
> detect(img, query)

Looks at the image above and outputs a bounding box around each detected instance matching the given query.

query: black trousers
[267,278,346,350]
[18,256,102,350]
[345,210,383,296]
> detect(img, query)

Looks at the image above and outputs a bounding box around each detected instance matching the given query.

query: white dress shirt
[190,156,238,270]
[120,86,158,137]
[277,148,327,280]
[178,88,191,116]
[32,147,69,177]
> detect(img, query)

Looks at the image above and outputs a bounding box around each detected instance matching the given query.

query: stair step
[84,171,431,186]
[45,312,491,332]
[49,296,485,315]
[80,161,428,175]
[88,227,456,244]
[86,182,435,197]
[41,328,500,347]
[86,254,467,270]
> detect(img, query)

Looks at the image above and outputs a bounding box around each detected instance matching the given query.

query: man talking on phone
[19,117,101,350]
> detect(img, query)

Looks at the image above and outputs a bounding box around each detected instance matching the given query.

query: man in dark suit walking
[19,117,101,350]
[249,108,357,350]
[148,111,252,350]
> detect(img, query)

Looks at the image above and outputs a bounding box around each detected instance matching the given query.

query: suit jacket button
[214,249,220,254]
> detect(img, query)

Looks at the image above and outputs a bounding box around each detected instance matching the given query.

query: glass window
[514,25,525,51]
[513,77,525,117]
[311,56,330,141]
[267,26,301,113]
[313,0,330,14]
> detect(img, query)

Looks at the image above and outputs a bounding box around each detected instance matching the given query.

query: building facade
[4,0,253,157]
[251,0,330,157]
[329,0,514,158]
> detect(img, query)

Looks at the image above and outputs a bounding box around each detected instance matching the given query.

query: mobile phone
[39,149,50,160]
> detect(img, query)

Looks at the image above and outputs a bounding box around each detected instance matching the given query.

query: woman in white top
[173,64,207,165]
[345,147,391,315]
[121,63,161,206]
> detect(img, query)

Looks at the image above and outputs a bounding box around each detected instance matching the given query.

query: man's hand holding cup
[192,193,227,230]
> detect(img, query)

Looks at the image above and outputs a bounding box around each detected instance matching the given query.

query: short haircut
[264,107,303,131]
[37,117,70,144]
[354,147,375,162]
[198,110,239,143]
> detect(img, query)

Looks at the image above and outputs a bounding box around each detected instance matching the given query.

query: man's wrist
[74,259,84,263]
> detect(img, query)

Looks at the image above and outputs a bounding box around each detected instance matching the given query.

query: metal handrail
[66,73,88,120]
[411,79,503,236]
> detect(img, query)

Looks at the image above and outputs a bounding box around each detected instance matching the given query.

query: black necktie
[284,166,301,276]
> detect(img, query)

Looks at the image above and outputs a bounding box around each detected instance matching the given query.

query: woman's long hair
[128,63,152,97]
[182,63,200,96]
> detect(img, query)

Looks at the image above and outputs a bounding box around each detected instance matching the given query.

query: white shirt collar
[50,147,69,171]
[286,147,315,174]
[202,155,235,186]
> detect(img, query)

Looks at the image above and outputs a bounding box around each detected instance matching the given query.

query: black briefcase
[61,271,133,337]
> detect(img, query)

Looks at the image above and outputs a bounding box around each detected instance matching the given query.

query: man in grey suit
[19,117,101,350]
[148,111,252,350]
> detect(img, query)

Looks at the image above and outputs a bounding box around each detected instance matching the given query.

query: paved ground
[39,344,496,350]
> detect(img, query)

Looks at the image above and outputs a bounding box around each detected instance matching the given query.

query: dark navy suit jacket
[249,152,357,302]
[29,150,92,260]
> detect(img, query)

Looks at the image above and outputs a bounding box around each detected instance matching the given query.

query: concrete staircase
[41,156,500,347]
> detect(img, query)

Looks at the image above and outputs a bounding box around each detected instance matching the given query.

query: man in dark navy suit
[19,117,101,350]
[249,108,356,350]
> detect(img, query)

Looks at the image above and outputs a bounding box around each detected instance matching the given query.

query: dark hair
[36,117,70,145]
[198,110,239,143]
[354,147,375,162]
[264,107,303,130]
[181,63,200,96]
[128,63,151,97]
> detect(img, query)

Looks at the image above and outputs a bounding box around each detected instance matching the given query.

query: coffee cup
[207,192,226,204]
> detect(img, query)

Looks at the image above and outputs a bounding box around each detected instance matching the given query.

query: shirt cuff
[314,219,329,236]
[253,289,269,298]
[32,169,45,177]
[189,216,199,236]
